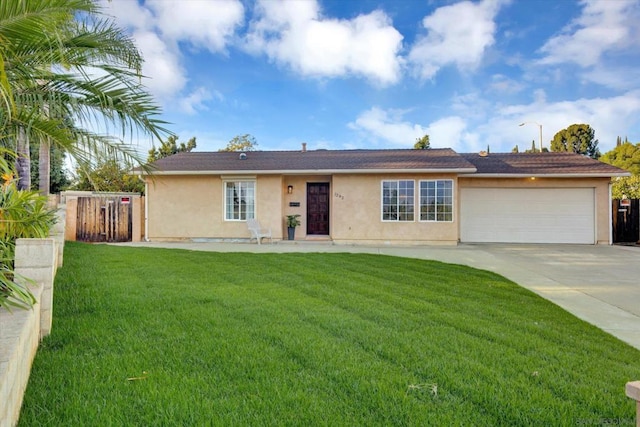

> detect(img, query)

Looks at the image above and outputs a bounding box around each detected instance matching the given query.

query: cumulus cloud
[348,107,479,151]
[470,90,640,152]
[538,0,640,67]
[146,0,244,53]
[408,0,506,80]
[245,0,404,85]
[100,0,243,110]
[348,107,427,146]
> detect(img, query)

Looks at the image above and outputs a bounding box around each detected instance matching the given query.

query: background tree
[148,136,196,162]
[72,159,144,193]
[30,143,70,193]
[550,124,601,159]
[600,140,640,175]
[0,0,170,194]
[512,145,519,153]
[414,134,430,149]
[600,139,640,198]
[220,134,258,152]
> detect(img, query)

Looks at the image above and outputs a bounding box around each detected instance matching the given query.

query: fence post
[626,381,640,427]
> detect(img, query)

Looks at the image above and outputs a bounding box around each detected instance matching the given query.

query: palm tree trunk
[39,138,51,195]
[16,127,31,190]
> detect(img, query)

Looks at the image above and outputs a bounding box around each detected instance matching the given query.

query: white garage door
[460,188,595,244]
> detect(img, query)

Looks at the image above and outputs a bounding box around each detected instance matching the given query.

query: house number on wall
[334,192,344,200]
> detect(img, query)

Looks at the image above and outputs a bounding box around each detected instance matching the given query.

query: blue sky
[102,0,640,154]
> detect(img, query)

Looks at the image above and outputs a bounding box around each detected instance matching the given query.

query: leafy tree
[600,140,640,175]
[525,140,539,153]
[414,134,430,149]
[0,0,170,194]
[30,143,70,193]
[611,176,640,199]
[512,145,519,153]
[148,136,196,162]
[220,134,258,152]
[72,159,144,193]
[601,139,640,198]
[550,124,601,159]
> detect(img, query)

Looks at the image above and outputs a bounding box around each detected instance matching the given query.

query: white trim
[380,179,416,222]
[468,173,630,178]
[418,179,455,223]
[608,181,613,245]
[222,179,256,222]
[135,168,478,176]
[144,181,149,242]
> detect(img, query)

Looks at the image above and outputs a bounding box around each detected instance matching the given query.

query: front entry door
[307,183,330,235]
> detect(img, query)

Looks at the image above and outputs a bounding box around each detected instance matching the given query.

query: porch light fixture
[287,185,293,194]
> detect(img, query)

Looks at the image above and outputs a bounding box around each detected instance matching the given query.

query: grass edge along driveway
[18,242,640,426]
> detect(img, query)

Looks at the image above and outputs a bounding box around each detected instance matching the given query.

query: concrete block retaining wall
[0,206,64,427]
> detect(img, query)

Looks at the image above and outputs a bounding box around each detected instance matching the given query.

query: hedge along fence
[0,204,65,427]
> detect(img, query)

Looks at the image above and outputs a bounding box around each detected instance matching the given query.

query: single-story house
[137,146,629,245]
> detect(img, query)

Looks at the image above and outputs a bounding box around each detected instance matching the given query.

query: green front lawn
[19,243,640,425]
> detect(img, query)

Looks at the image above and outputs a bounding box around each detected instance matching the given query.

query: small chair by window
[246,219,272,245]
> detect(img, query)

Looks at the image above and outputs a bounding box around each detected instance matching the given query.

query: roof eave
[468,172,631,178]
[137,167,478,176]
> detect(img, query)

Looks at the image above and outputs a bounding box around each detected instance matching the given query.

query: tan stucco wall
[145,175,283,240]
[145,173,612,245]
[458,177,612,244]
[330,174,459,245]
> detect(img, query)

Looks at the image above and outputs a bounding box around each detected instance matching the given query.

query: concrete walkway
[117,240,640,350]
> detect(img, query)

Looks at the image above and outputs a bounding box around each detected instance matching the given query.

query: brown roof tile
[460,152,629,176]
[142,149,628,177]
[147,148,477,174]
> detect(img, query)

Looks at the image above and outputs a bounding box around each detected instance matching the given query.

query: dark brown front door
[307,183,330,235]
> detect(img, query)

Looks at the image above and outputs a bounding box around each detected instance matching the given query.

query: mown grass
[19,242,640,426]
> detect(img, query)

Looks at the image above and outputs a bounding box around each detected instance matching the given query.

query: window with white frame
[381,180,414,221]
[224,181,255,221]
[419,180,453,222]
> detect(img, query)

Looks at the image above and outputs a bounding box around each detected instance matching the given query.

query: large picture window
[225,181,255,221]
[419,180,453,222]
[382,180,414,221]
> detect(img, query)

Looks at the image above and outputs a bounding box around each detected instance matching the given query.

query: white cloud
[146,0,244,53]
[408,0,506,80]
[245,0,404,85]
[100,0,243,107]
[133,30,186,100]
[348,107,479,151]
[179,87,218,115]
[348,107,427,146]
[472,90,640,152]
[538,0,639,67]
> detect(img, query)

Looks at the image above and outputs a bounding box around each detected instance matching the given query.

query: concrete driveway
[119,241,640,350]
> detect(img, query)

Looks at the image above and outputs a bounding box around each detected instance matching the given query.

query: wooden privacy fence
[612,199,639,244]
[76,196,133,242]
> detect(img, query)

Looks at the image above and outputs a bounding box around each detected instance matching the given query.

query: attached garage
[460,187,595,244]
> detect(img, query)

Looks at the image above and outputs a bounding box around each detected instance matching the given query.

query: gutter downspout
[138,174,150,242]
[144,180,149,242]
[608,181,613,245]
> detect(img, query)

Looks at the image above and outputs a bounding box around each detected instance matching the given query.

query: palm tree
[0,0,170,193]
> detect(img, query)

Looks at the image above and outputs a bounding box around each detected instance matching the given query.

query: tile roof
[146,148,477,174]
[460,152,629,176]
[141,148,628,177]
